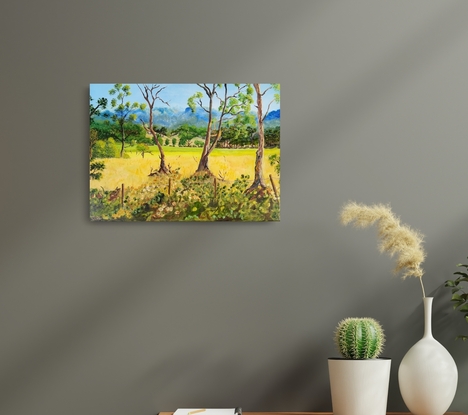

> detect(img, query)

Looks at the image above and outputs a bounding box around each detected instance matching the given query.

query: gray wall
[1,1,467,414]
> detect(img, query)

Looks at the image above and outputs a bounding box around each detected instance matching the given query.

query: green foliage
[268,154,280,175]
[445,258,468,341]
[168,174,278,221]
[220,122,256,148]
[265,126,280,147]
[217,125,279,149]
[187,91,203,113]
[90,129,99,156]
[131,192,165,221]
[174,124,206,146]
[89,187,122,220]
[90,161,105,180]
[108,84,147,157]
[90,174,279,222]
[89,97,110,180]
[219,84,254,118]
[334,317,385,359]
[135,143,153,158]
[93,138,118,158]
[271,83,280,103]
[90,121,113,140]
[89,96,108,124]
[187,84,255,168]
[154,125,168,136]
[109,84,145,114]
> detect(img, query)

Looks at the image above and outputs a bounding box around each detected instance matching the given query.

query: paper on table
[174,409,240,415]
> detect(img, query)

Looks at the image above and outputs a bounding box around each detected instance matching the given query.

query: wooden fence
[117,175,280,207]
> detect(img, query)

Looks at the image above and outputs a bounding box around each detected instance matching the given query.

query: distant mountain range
[96,107,280,129]
[264,109,280,126]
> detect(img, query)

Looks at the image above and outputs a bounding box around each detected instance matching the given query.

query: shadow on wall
[144,341,332,412]
[247,341,331,411]
[385,284,468,412]
[141,280,467,412]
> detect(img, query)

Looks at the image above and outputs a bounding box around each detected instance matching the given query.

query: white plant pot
[328,358,391,415]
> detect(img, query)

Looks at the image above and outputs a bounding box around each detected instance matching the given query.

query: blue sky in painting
[89,83,280,112]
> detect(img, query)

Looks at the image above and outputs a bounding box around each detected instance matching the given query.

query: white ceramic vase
[398,297,458,415]
[328,358,391,415]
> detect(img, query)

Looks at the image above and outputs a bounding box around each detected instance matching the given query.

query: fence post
[214,177,217,199]
[269,174,278,199]
[121,183,125,207]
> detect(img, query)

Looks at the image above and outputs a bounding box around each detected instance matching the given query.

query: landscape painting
[89,84,280,221]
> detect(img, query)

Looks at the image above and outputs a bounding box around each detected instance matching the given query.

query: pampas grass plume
[340,201,426,297]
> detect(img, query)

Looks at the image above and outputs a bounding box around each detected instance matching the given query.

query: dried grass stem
[340,201,426,298]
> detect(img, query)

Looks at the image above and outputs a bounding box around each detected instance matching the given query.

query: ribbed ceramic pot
[398,297,458,415]
[328,358,391,415]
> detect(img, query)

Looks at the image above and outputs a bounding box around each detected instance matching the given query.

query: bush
[90,187,122,220]
[90,174,280,222]
[268,154,280,175]
[445,259,468,341]
[92,138,117,158]
[90,161,105,180]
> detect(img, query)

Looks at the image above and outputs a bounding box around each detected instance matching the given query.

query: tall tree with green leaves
[247,83,280,192]
[188,84,254,175]
[109,84,146,158]
[220,121,256,148]
[137,84,170,173]
[173,124,206,147]
[89,96,108,124]
[89,96,108,158]
[89,96,108,180]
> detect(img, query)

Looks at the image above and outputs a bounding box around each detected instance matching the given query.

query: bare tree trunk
[196,116,213,174]
[248,84,267,191]
[120,123,125,158]
[193,84,250,176]
[148,130,169,174]
[89,130,97,159]
[196,152,210,173]
[138,84,170,174]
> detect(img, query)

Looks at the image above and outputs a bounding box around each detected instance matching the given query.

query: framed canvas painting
[89,83,280,221]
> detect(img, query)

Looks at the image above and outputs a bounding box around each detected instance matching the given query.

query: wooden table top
[160,412,466,415]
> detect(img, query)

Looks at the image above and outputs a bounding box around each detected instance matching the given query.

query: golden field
[90,147,280,191]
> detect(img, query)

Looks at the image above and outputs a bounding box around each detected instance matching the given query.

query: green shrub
[445,259,468,341]
[93,173,280,222]
[92,138,117,158]
[90,187,122,220]
[268,154,280,175]
[90,161,105,180]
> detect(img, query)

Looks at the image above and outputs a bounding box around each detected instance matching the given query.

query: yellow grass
[90,147,280,190]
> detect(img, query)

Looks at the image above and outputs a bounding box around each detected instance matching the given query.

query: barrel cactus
[335,317,385,359]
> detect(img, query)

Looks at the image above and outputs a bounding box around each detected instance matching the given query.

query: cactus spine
[335,317,385,359]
